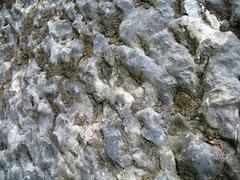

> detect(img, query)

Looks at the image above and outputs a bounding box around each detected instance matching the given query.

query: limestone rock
[0,0,240,179]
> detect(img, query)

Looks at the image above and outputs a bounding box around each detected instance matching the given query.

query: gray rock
[0,0,240,179]
[177,139,223,180]
[230,0,240,36]
[205,0,240,36]
[97,2,123,37]
[205,0,231,18]
[93,32,108,56]
[225,152,240,179]
[146,31,198,94]
[181,0,202,18]
[76,0,98,20]
[119,8,170,47]
[136,108,165,147]
[116,0,134,14]
[7,165,24,180]
[116,46,177,104]
[157,170,180,180]
[62,2,78,21]
[102,123,132,168]
[202,34,240,142]
[48,20,74,40]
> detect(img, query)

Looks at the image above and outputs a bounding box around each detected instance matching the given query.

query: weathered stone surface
[177,138,224,180]
[0,0,240,179]
[202,34,240,142]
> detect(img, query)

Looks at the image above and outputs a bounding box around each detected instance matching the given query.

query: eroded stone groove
[0,0,240,179]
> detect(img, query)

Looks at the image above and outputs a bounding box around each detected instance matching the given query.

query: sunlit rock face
[0,0,240,179]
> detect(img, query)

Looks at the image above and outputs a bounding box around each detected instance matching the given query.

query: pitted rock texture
[0,0,240,179]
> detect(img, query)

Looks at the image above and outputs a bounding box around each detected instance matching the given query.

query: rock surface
[0,0,240,179]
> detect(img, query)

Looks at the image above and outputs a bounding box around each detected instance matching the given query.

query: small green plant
[0,32,8,44]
